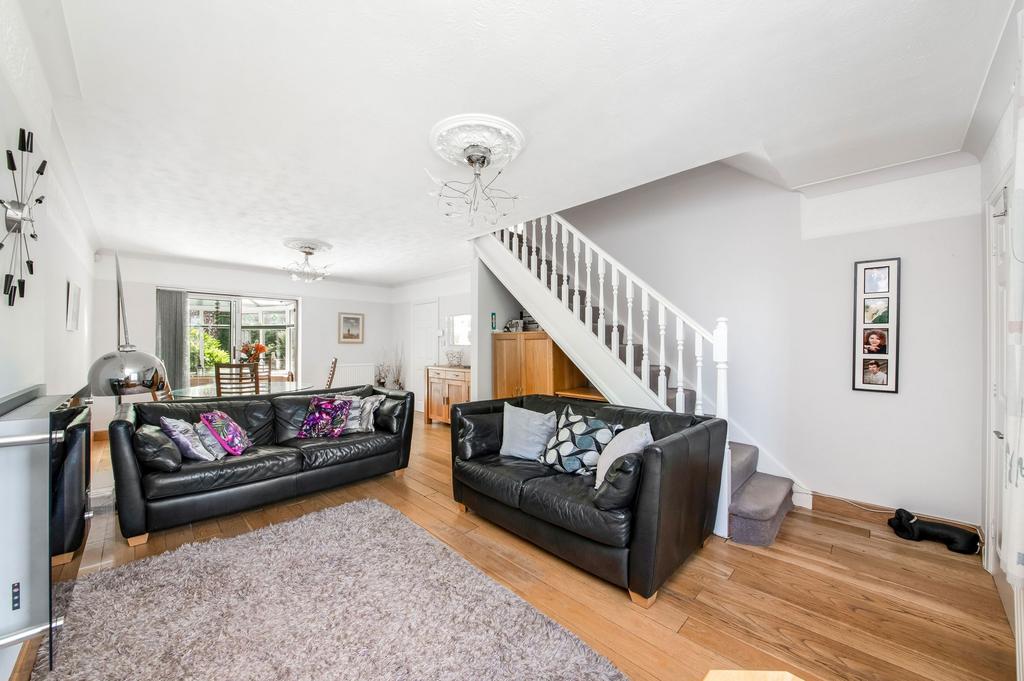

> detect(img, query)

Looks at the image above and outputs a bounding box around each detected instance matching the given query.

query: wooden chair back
[215,363,262,396]
[325,357,338,389]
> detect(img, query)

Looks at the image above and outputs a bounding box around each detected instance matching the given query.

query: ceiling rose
[429,114,525,168]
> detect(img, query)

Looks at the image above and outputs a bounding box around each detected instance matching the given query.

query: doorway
[411,300,440,412]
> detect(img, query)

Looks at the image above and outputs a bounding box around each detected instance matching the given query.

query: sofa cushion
[200,410,254,455]
[142,445,301,500]
[281,433,400,470]
[520,474,632,548]
[138,399,275,445]
[456,413,502,461]
[594,422,653,488]
[542,407,619,475]
[453,454,558,508]
[297,396,353,439]
[500,404,556,460]
[594,452,643,511]
[374,397,407,435]
[159,417,216,461]
[133,425,182,473]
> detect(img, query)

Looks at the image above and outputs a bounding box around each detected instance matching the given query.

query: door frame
[984,167,1013,575]
[410,298,440,412]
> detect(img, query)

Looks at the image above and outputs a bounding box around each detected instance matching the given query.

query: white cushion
[594,422,653,488]
[499,404,557,460]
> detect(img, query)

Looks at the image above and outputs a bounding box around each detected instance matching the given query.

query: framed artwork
[338,312,365,344]
[65,281,81,332]
[853,258,900,393]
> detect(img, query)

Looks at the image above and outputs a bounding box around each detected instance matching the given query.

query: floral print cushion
[198,410,254,456]
[297,397,353,439]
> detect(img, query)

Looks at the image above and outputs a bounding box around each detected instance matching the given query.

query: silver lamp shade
[87,346,167,397]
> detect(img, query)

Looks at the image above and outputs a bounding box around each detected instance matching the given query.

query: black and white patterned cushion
[542,407,619,474]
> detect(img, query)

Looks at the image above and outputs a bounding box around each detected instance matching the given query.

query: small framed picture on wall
[853,258,900,393]
[338,312,365,344]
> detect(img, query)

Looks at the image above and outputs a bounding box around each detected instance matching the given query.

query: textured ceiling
[35,1,1013,284]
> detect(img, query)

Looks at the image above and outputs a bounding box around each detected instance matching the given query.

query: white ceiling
[32,1,1013,284]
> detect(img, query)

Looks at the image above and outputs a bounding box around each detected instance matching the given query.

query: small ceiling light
[428,114,525,228]
[282,238,332,283]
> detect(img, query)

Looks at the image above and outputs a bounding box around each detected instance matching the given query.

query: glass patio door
[187,295,298,388]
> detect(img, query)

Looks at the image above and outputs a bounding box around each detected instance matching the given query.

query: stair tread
[729,472,793,521]
[729,442,759,494]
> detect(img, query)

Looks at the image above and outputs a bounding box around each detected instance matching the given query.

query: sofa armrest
[627,417,727,598]
[373,388,415,468]
[449,397,521,467]
[108,403,148,538]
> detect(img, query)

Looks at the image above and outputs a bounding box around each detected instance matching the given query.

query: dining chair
[325,357,338,389]
[215,363,259,396]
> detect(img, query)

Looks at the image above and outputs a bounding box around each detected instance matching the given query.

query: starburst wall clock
[0,127,46,307]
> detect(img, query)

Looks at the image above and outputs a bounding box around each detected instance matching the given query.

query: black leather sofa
[50,405,91,564]
[109,385,413,544]
[450,395,726,607]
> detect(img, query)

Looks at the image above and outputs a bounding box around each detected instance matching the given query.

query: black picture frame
[853,257,901,393]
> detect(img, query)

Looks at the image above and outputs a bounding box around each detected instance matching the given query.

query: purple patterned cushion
[298,397,353,439]
[198,410,253,456]
[159,416,216,462]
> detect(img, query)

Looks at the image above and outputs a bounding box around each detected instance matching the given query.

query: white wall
[470,260,525,400]
[0,14,96,400]
[564,162,984,523]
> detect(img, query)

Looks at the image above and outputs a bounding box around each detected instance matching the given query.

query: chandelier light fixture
[1,127,47,307]
[428,114,525,228]
[283,238,332,282]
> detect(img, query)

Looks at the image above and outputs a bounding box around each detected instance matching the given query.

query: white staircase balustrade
[474,213,732,536]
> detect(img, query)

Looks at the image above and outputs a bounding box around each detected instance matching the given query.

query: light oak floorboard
[15,416,1013,681]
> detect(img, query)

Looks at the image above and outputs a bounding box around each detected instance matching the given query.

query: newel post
[712,317,731,538]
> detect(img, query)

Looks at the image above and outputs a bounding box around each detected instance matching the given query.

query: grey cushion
[195,421,229,460]
[500,404,556,460]
[594,422,653,488]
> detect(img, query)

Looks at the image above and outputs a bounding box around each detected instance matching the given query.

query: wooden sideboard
[492,331,587,399]
[424,366,471,425]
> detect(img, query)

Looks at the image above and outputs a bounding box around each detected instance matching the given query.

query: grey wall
[471,261,524,400]
[564,162,984,523]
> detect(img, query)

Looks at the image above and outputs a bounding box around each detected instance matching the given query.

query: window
[187,294,298,386]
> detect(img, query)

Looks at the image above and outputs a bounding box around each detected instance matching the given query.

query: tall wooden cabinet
[492,331,587,398]
[424,366,471,424]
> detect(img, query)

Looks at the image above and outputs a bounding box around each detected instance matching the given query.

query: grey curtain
[155,289,188,392]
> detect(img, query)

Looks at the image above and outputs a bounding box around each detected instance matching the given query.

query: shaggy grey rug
[35,499,625,680]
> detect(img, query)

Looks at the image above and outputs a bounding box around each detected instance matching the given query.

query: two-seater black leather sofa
[109,385,413,544]
[450,395,726,607]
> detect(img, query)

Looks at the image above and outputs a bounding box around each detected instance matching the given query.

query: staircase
[474,214,795,545]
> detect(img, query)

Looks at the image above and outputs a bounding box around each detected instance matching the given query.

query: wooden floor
[14,417,1016,681]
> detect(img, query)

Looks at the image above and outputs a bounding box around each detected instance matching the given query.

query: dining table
[169,382,314,399]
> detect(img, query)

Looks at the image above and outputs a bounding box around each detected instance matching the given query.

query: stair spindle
[515,223,523,265]
[657,302,667,402]
[561,222,570,307]
[625,278,634,373]
[610,268,620,357]
[694,335,704,415]
[572,235,580,316]
[597,255,606,343]
[528,221,534,272]
[675,317,684,413]
[541,218,548,290]
[641,289,650,389]
[584,245,593,329]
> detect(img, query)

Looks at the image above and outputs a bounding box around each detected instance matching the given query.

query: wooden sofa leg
[127,533,149,547]
[394,469,406,479]
[455,503,467,513]
[51,552,75,567]
[628,590,658,608]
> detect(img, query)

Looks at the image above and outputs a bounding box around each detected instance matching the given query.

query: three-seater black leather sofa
[109,385,413,544]
[450,395,726,607]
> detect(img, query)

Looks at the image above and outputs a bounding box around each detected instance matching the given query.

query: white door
[411,300,440,412]
[987,186,1010,572]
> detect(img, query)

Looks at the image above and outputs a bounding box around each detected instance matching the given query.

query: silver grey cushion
[499,404,557,460]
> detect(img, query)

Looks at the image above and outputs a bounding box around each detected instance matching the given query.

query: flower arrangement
[240,342,267,363]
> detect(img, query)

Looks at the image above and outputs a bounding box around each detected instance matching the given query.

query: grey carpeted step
[729,472,794,546]
[665,388,697,414]
[729,442,759,494]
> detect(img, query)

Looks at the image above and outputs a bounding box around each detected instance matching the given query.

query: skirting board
[811,492,979,533]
